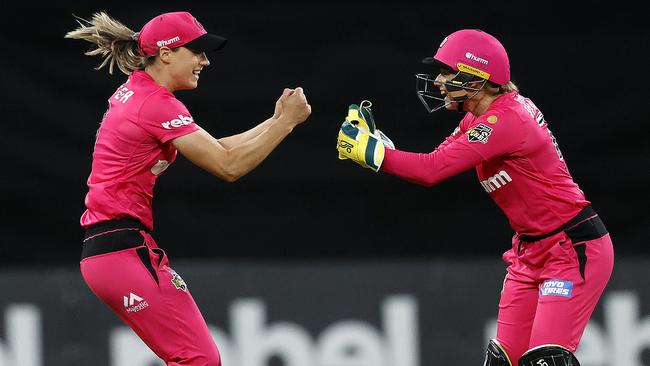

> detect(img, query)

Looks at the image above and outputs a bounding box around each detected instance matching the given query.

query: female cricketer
[66,11,311,366]
[336,29,613,366]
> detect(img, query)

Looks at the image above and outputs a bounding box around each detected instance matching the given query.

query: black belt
[81,219,149,259]
[518,206,608,243]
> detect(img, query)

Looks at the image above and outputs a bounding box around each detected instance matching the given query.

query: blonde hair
[498,81,519,94]
[65,12,144,75]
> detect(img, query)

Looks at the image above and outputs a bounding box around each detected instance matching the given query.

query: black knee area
[484,339,512,366]
[518,345,580,366]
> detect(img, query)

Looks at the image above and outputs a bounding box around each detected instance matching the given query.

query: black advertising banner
[1,258,649,366]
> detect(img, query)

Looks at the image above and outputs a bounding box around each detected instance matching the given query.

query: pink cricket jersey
[382,92,589,236]
[80,70,199,230]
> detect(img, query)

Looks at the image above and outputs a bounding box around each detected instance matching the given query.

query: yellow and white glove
[375,129,395,150]
[347,100,377,134]
[337,120,385,172]
[339,100,394,162]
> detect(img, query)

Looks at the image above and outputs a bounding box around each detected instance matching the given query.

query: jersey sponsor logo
[480,170,512,193]
[486,115,498,124]
[467,123,493,144]
[465,52,489,65]
[123,292,149,313]
[156,36,181,47]
[161,114,194,129]
[540,279,573,297]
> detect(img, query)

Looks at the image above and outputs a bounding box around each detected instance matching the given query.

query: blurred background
[0,1,648,365]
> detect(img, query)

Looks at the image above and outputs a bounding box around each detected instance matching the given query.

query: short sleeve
[138,92,200,143]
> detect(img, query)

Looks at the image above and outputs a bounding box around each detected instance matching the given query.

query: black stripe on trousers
[136,247,159,284]
[82,219,159,284]
[565,215,608,280]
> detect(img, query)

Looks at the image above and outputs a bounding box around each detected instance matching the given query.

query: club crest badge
[467,123,493,144]
[168,269,187,292]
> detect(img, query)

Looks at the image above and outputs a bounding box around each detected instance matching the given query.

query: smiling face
[434,66,491,113]
[433,67,472,112]
[150,46,210,92]
[167,47,210,91]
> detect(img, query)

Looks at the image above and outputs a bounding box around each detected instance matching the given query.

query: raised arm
[216,95,283,149]
[172,88,311,182]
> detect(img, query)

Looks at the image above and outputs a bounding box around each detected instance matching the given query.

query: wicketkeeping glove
[339,100,395,163]
[337,120,385,172]
[347,100,377,134]
[375,129,395,150]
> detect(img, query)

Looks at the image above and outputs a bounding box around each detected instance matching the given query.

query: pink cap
[423,29,510,85]
[137,11,227,57]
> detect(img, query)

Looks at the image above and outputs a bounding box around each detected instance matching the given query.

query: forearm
[173,119,294,182]
[175,87,310,182]
[381,144,483,186]
[222,118,295,180]
[217,117,276,149]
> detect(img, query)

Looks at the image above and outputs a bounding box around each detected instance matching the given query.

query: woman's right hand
[277,87,311,127]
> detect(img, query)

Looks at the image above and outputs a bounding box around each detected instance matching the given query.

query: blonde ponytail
[65,12,144,75]
[498,81,519,94]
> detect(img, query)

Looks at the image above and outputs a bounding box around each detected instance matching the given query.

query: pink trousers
[496,228,613,365]
[80,230,221,366]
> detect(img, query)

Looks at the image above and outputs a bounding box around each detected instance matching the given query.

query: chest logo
[480,170,512,193]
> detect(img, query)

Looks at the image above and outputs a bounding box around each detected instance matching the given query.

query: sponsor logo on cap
[156,36,181,47]
[465,52,489,65]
